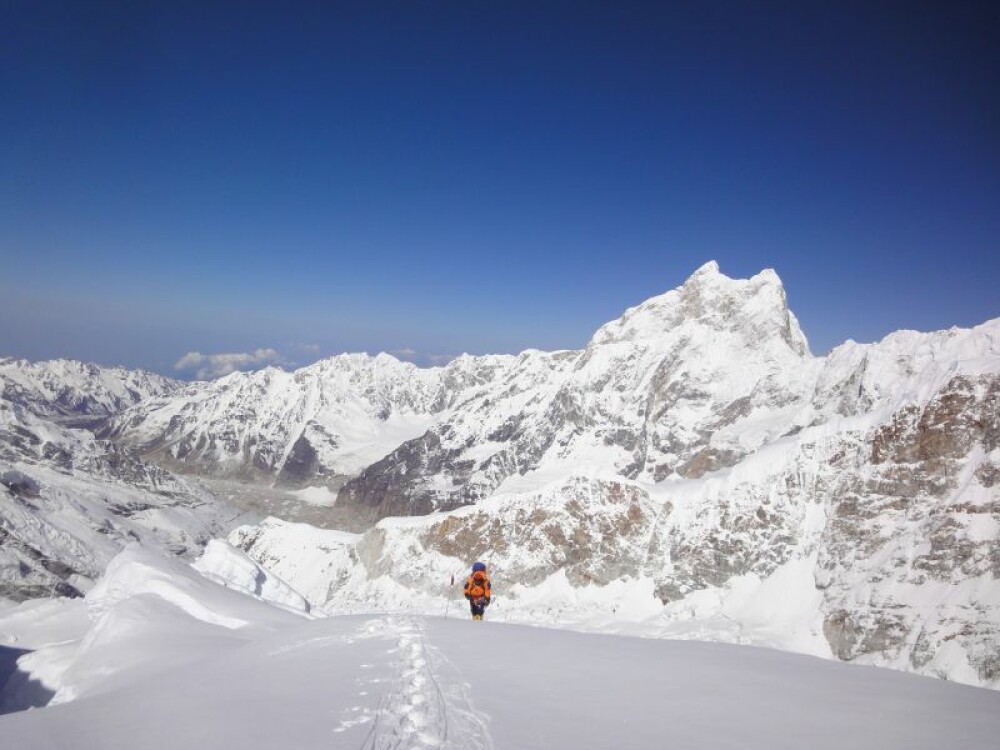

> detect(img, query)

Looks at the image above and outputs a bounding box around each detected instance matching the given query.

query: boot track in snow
[351,617,492,750]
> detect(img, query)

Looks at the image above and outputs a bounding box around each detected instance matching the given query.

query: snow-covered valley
[1,262,999,746]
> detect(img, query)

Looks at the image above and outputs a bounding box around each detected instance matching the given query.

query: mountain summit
[590,261,810,357]
[107,262,819,498]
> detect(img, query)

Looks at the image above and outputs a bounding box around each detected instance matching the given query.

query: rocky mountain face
[817,372,1000,680]
[0,362,236,602]
[231,359,1000,686]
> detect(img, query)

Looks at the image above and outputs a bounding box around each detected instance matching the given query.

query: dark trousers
[469,600,486,618]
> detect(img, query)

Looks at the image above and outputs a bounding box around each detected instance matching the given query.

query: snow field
[2,545,1000,749]
[348,617,492,750]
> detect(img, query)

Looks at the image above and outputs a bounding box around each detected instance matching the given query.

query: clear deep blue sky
[2,2,998,376]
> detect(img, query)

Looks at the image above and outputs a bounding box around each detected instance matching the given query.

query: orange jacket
[464,571,491,602]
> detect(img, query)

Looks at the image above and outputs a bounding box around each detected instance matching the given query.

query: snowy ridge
[814,317,1000,416]
[0,544,307,712]
[0,357,180,420]
[191,540,311,615]
[2,544,998,748]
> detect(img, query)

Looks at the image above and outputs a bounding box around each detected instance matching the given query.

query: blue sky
[2,2,997,376]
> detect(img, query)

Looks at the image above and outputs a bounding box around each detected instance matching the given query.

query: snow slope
[1,545,998,749]
[0,395,246,601]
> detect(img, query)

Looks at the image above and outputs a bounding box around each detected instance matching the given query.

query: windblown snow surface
[1,544,998,749]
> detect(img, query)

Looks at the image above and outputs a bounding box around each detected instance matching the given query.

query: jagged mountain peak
[589,262,810,356]
[306,351,410,370]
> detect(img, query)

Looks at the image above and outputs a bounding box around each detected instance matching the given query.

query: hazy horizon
[3,4,997,378]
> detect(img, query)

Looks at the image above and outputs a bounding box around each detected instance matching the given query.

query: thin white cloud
[390,347,418,361]
[173,348,284,380]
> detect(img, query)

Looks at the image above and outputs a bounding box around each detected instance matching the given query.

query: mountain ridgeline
[2,262,998,687]
[105,263,813,506]
[104,261,998,515]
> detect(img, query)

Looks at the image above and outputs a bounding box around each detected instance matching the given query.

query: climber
[463,561,492,620]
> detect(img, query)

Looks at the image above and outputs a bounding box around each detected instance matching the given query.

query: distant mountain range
[2,261,998,687]
[0,357,180,424]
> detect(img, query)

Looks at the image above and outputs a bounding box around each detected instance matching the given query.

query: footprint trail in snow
[345,617,493,750]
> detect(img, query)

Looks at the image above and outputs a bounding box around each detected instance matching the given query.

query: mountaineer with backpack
[463,562,492,620]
